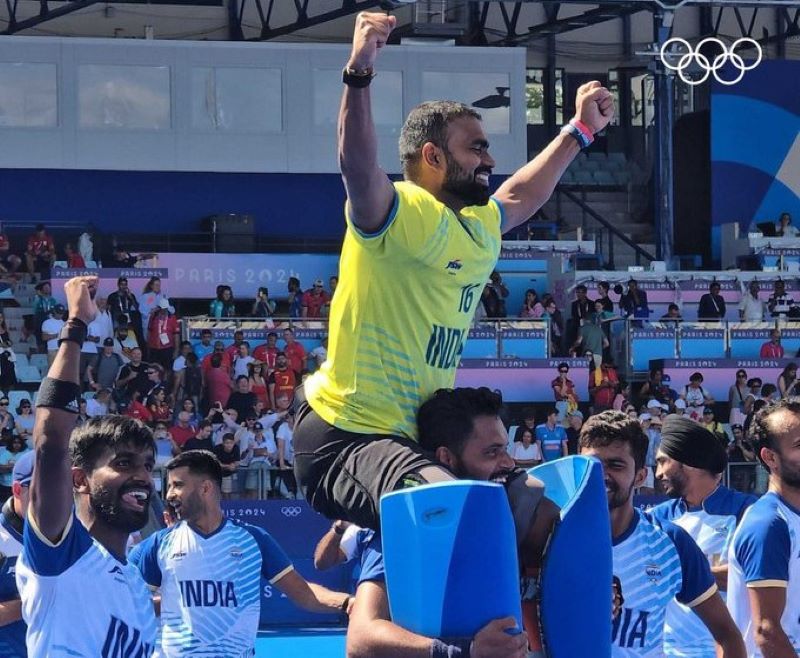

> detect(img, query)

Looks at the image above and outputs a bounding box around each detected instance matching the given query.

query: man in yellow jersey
[293,11,614,533]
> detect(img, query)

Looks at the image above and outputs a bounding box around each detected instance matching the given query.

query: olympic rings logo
[659,37,762,86]
[280,506,302,517]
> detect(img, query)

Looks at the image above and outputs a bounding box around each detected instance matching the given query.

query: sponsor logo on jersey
[170,551,187,560]
[101,615,154,658]
[445,259,463,272]
[645,564,661,583]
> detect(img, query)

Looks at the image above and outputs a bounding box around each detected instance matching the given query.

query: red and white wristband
[560,118,594,150]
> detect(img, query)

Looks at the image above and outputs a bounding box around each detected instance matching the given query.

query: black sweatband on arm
[36,377,81,414]
[431,638,472,658]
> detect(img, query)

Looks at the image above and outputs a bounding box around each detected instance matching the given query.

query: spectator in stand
[153,422,179,471]
[519,289,544,318]
[743,377,763,417]
[40,304,66,367]
[269,352,297,410]
[193,329,214,361]
[182,420,215,452]
[142,363,168,402]
[172,340,194,376]
[767,279,795,318]
[32,281,57,349]
[111,318,138,364]
[310,337,328,371]
[701,406,728,446]
[0,435,30,500]
[87,338,124,393]
[728,368,749,426]
[659,303,682,322]
[275,411,298,498]
[0,340,17,396]
[760,328,784,358]
[777,362,800,398]
[646,398,667,428]
[75,398,91,427]
[224,330,246,364]
[776,211,798,237]
[204,353,232,411]
[147,388,172,424]
[738,280,765,322]
[169,411,198,450]
[287,277,303,318]
[571,303,608,366]
[139,276,164,340]
[596,281,614,313]
[86,388,112,418]
[322,277,338,317]
[282,328,306,378]
[536,408,568,461]
[202,342,231,375]
[619,279,649,320]
[302,279,330,320]
[613,379,630,411]
[233,343,255,380]
[209,285,236,319]
[487,271,509,318]
[0,397,15,436]
[227,375,258,421]
[147,298,179,370]
[253,332,279,373]
[116,346,150,400]
[245,421,277,499]
[0,311,10,346]
[249,362,269,408]
[252,287,276,319]
[564,410,584,455]
[14,399,34,447]
[107,276,142,340]
[569,284,592,346]
[63,243,85,269]
[510,427,542,468]
[552,361,578,421]
[760,382,780,405]
[0,226,21,274]
[726,424,756,493]
[541,296,564,356]
[697,281,726,321]
[589,357,618,412]
[680,371,715,420]
[175,398,201,427]
[639,413,661,493]
[213,433,241,500]
[25,223,56,275]
[478,283,502,318]
[110,245,156,267]
[172,344,198,403]
[639,367,677,406]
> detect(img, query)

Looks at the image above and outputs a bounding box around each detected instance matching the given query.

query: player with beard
[16,275,158,658]
[727,399,800,657]
[579,411,745,658]
[131,450,350,658]
[294,11,614,549]
[650,415,756,658]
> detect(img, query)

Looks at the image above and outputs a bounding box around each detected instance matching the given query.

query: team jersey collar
[188,516,228,540]
[681,483,725,513]
[772,490,800,517]
[612,508,641,546]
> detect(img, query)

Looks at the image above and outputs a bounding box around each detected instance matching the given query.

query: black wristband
[431,638,471,658]
[342,67,375,88]
[57,318,88,347]
[36,377,81,414]
[340,596,351,613]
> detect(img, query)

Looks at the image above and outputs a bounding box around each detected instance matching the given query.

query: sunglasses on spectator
[0,402,7,406]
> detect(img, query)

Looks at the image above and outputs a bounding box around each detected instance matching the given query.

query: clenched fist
[63,276,98,326]
[574,81,615,135]
[347,12,397,71]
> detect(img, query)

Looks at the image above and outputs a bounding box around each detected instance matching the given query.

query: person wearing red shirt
[588,359,619,411]
[64,243,86,268]
[123,392,153,423]
[252,331,279,373]
[25,223,56,275]
[225,330,246,363]
[204,353,233,410]
[146,299,179,370]
[169,411,197,448]
[282,328,306,377]
[301,279,331,319]
[202,342,231,374]
[268,352,298,409]
[760,329,785,358]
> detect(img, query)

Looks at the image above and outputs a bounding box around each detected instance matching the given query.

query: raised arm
[30,276,97,542]
[338,12,396,233]
[494,82,614,232]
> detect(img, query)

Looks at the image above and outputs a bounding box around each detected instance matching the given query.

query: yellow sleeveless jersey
[305,180,503,440]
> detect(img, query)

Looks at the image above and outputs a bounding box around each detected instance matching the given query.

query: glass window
[0,63,57,128]
[607,70,620,127]
[421,72,510,134]
[191,67,282,133]
[554,69,564,126]
[78,65,170,130]
[313,69,402,134]
[630,73,654,127]
[526,68,544,125]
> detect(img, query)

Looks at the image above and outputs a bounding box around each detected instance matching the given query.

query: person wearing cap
[245,421,277,498]
[673,398,687,416]
[41,304,66,367]
[726,399,800,657]
[579,411,745,658]
[0,436,30,502]
[146,297,178,371]
[0,449,34,654]
[86,336,125,392]
[0,398,15,436]
[652,416,757,658]
[646,398,666,428]
[301,279,330,320]
[639,412,661,492]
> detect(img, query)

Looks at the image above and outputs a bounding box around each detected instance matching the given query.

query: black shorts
[292,387,433,532]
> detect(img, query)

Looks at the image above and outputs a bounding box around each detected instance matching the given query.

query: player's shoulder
[393,180,439,207]
[648,498,684,525]
[734,492,792,548]
[226,517,272,544]
[640,509,692,551]
[703,485,758,519]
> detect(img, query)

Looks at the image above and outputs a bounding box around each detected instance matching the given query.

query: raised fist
[574,81,615,135]
[347,12,397,70]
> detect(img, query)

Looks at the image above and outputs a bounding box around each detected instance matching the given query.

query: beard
[441,154,492,207]
[606,477,636,510]
[777,459,800,490]
[89,484,151,533]
[660,469,688,499]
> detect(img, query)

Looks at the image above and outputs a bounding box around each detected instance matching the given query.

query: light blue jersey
[651,485,756,657]
[727,492,800,657]
[0,506,26,657]
[612,510,717,657]
[17,510,157,658]
[130,518,293,658]
[535,423,567,462]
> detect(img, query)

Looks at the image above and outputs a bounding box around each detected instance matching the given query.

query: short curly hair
[578,410,649,471]
[748,397,800,472]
